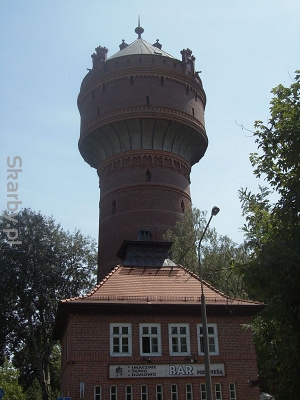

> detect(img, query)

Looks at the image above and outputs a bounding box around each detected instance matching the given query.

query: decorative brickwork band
[98,150,191,179]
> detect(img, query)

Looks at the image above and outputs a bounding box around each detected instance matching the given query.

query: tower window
[192,107,195,117]
[160,76,164,85]
[102,82,106,92]
[146,95,150,105]
[195,92,198,101]
[97,105,100,116]
[145,169,152,181]
[181,200,185,213]
[186,85,189,94]
[130,75,134,85]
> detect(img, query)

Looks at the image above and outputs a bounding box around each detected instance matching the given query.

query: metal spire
[135,16,144,39]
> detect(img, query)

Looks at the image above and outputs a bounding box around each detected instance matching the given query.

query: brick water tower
[78,23,208,281]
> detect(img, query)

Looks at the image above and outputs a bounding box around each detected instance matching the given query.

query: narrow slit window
[102,82,106,92]
[192,107,195,116]
[97,105,100,116]
[186,85,189,94]
[161,76,164,85]
[146,95,150,105]
[130,75,134,85]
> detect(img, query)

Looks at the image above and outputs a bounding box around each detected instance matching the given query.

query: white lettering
[7,156,22,168]
[7,200,22,212]
[7,182,18,192]
[7,169,22,180]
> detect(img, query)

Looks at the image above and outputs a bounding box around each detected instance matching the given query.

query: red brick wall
[96,151,192,280]
[60,312,260,400]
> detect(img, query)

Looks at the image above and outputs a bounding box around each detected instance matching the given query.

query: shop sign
[109,363,225,378]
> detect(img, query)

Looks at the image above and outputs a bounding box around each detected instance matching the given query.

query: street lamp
[198,206,220,400]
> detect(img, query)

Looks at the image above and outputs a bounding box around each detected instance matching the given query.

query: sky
[0,0,299,246]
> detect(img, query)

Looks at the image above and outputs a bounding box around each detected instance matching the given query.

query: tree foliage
[239,71,300,399]
[0,208,97,400]
[0,359,26,400]
[163,207,249,298]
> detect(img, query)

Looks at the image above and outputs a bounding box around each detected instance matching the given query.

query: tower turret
[78,25,208,281]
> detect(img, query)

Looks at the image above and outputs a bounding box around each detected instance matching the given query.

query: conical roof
[108,38,177,61]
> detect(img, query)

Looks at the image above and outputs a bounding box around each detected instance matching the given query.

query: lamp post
[198,206,220,400]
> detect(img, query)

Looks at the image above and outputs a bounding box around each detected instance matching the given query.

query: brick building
[54,23,263,399]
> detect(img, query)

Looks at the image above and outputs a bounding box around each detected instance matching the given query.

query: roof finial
[135,16,144,39]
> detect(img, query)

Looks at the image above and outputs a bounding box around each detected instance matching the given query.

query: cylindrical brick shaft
[78,28,208,281]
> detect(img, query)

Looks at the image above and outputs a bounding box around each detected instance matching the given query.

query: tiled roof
[108,38,177,61]
[62,264,261,306]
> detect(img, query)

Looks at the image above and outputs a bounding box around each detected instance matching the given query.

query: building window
[169,324,190,355]
[229,383,237,400]
[146,95,150,105]
[94,386,101,400]
[110,385,117,400]
[215,383,222,400]
[126,385,132,400]
[140,323,161,355]
[197,323,219,355]
[186,384,193,400]
[171,384,178,400]
[161,76,164,85]
[110,323,132,356]
[186,85,189,94]
[200,383,206,400]
[156,384,163,400]
[141,385,148,400]
[130,75,134,85]
[192,107,194,116]
[102,82,106,92]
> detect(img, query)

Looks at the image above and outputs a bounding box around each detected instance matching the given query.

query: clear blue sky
[0,0,299,244]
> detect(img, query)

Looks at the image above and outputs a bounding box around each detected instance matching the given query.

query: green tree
[0,359,26,400]
[0,209,97,400]
[239,71,300,398]
[164,207,249,298]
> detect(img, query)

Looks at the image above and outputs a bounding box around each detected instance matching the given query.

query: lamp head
[211,206,220,216]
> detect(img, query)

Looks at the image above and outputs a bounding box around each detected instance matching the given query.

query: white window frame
[126,385,132,400]
[186,383,193,400]
[171,384,178,400]
[110,323,132,356]
[156,384,163,400]
[197,323,219,355]
[139,323,162,356]
[110,385,117,400]
[229,383,237,400]
[200,383,206,400]
[141,384,148,400]
[215,383,222,400]
[168,323,190,355]
[94,385,101,400]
